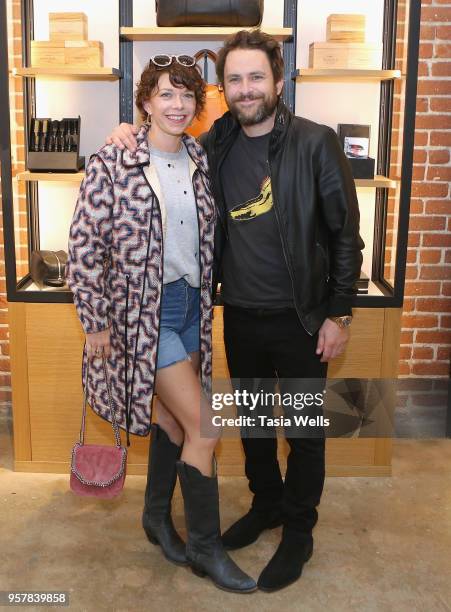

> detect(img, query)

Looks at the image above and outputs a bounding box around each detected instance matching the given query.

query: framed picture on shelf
[337,123,374,179]
[337,124,371,158]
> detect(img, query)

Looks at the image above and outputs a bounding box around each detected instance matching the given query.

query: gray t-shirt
[150,144,200,288]
[220,129,294,308]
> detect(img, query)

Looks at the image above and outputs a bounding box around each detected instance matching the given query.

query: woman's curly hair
[135,60,206,121]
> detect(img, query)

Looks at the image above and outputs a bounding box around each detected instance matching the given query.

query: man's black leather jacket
[201,100,365,336]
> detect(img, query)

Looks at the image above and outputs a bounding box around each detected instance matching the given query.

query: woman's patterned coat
[66,125,216,440]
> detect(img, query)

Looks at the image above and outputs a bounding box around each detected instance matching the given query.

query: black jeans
[223,303,328,535]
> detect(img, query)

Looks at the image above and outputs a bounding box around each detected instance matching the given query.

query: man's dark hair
[215,29,285,86]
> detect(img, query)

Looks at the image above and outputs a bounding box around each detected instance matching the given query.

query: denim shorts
[157,278,200,369]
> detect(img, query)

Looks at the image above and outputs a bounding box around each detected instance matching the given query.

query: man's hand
[86,328,111,359]
[316,318,349,363]
[106,123,139,152]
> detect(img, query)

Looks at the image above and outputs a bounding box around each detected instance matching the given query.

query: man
[107,30,364,592]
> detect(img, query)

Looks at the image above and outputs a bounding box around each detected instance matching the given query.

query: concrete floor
[0,408,450,612]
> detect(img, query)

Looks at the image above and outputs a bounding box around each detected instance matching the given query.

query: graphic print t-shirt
[220,129,294,308]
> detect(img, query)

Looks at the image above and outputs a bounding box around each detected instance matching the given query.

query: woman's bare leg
[153,351,200,446]
[155,357,219,476]
[153,397,184,446]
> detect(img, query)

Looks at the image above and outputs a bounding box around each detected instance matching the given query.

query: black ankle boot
[142,424,187,566]
[176,460,257,594]
[257,529,313,592]
[221,507,283,550]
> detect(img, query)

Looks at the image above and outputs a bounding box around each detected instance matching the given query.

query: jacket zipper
[124,274,130,443]
[141,167,166,428]
[186,148,213,385]
[126,169,161,442]
[209,126,240,239]
[185,147,214,387]
[266,158,312,336]
[213,149,229,238]
[192,167,203,379]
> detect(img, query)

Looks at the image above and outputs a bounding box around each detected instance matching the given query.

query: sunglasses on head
[149,54,196,68]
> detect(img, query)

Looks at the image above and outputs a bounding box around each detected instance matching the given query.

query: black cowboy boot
[142,424,187,566]
[258,436,325,591]
[221,506,283,551]
[222,437,284,550]
[257,528,313,592]
[176,459,257,594]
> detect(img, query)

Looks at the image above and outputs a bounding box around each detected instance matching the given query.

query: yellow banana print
[229,176,273,221]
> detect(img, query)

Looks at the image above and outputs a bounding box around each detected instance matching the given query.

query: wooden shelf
[16,171,84,183]
[15,172,397,189]
[293,68,402,82]
[11,67,121,80]
[120,26,293,42]
[355,175,399,189]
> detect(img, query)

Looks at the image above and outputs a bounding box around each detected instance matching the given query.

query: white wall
[34,0,119,157]
[35,0,380,284]
[34,0,119,250]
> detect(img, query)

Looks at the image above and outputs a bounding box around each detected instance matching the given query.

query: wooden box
[31,40,103,67]
[309,42,382,70]
[49,12,88,41]
[31,41,65,67]
[64,41,103,67]
[326,14,366,43]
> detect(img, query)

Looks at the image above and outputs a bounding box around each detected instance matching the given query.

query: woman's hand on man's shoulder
[106,123,139,152]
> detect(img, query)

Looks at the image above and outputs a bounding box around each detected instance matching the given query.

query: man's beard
[226,89,278,126]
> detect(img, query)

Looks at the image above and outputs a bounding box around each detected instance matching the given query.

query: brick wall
[384,0,407,287]
[1,0,28,408]
[399,0,451,377]
[0,0,23,407]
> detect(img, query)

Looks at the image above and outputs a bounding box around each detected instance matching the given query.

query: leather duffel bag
[30,250,68,288]
[155,0,264,27]
[186,50,229,138]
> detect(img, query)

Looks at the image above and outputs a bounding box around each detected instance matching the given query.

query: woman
[66,55,256,594]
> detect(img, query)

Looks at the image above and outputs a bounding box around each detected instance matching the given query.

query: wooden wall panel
[11,303,400,476]
[212,306,386,379]
[25,304,149,463]
[8,302,31,461]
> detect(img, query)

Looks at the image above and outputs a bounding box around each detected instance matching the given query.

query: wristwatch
[328,315,353,329]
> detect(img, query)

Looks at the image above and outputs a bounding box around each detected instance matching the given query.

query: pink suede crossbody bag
[70,357,127,499]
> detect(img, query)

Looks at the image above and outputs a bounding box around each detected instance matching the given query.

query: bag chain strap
[79,354,122,448]
[71,441,127,487]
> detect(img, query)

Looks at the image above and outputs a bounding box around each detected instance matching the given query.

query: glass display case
[1,0,420,307]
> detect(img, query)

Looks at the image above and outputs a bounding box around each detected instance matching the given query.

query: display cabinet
[1,0,420,307]
[0,0,420,476]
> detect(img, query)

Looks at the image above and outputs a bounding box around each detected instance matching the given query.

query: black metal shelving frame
[0,0,421,307]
